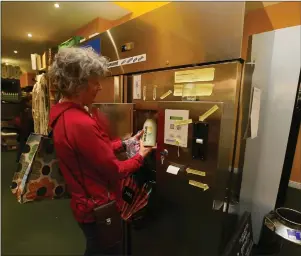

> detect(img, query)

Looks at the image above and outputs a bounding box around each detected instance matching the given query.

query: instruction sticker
[160,90,172,99]
[174,119,192,126]
[186,168,206,177]
[195,83,214,96]
[175,68,215,83]
[182,84,196,97]
[189,180,209,191]
[173,84,183,96]
[164,109,189,148]
[199,105,219,121]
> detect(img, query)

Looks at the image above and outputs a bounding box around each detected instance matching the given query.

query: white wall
[240,25,301,243]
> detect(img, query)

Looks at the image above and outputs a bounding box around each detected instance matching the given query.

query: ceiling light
[14,50,18,54]
[54,3,60,8]
[28,33,32,38]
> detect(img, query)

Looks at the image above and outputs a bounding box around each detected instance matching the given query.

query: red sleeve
[111,139,123,152]
[71,120,143,182]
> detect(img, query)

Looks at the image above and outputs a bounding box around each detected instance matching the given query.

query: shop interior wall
[240,1,301,184]
[240,25,300,243]
[20,72,35,88]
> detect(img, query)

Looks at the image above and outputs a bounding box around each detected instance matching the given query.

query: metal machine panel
[131,101,238,256]
[156,101,227,206]
[129,62,244,201]
[92,103,134,139]
[130,62,242,104]
[99,2,245,75]
[94,76,124,103]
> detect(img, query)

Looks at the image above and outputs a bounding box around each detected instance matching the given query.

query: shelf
[1,100,21,104]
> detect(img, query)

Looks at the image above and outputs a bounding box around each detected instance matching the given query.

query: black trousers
[78,222,122,256]
[78,222,102,256]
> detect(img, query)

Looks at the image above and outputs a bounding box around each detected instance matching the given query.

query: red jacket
[49,102,143,223]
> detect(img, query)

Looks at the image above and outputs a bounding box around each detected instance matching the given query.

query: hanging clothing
[32,74,49,135]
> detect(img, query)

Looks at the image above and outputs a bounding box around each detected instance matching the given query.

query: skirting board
[289,180,301,190]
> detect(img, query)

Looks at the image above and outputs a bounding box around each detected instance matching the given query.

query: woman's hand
[138,140,157,158]
[123,130,144,142]
[133,130,144,141]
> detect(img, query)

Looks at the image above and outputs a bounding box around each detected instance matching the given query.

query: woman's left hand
[132,130,144,141]
[123,130,144,142]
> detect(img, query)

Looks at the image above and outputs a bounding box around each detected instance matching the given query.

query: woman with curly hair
[48,47,154,256]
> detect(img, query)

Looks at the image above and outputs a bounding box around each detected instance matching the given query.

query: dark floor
[1,150,301,255]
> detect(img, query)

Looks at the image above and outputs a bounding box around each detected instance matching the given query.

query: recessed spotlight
[28,33,32,38]
[14,50,18,54]
[54,3,60,8]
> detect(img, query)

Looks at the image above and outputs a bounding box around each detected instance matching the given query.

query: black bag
[94,201,123,250]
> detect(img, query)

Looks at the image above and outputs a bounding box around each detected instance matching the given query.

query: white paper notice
[31,54,37,70]
[166,165,180,175]
[164,109,189,148]
[133,75,141,100]
[250,87,261,139]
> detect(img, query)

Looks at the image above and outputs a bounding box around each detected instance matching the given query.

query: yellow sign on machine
[186,168,206,177]
[199,105,219,121]
[175,68,215,83]
[173,84,184,96]
[160,90,173,99]
[174,119,192,126]
[189,180,209,191]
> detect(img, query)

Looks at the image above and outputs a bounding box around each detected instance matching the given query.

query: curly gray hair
[48,47,109,97]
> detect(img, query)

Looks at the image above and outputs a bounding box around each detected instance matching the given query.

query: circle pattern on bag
[42,165,51,175]
[37,186,47,196]
[23,144,31,153]
[55,185,64,196]
[11,182,17,189]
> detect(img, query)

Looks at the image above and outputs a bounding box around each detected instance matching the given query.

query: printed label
[174,119,192,126]
[108,54,146,68]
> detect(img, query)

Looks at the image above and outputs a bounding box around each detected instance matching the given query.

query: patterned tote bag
[11,133,68,203]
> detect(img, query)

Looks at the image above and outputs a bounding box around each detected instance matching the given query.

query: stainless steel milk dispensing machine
[88,2,252,255]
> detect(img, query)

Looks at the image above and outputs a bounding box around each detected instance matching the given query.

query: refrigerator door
[131,101,238,256]
[92,103,134,139]
[156,101,224,207]
[99,2,245,75]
